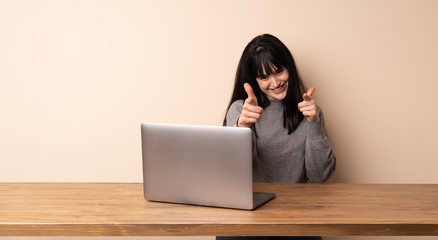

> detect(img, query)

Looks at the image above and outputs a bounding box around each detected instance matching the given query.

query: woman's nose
[270,75,280,86]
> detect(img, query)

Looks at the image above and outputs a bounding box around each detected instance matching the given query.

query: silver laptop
[141,123,275,210]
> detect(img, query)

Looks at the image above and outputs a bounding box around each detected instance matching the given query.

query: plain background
[1,0,438,240]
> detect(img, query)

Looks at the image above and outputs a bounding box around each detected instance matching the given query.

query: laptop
[141,123,275,210]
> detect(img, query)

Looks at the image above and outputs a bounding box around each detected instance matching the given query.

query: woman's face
[256,66,289,101]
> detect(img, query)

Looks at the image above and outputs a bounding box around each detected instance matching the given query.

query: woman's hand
[298,87,320,122]
[238,83,264,128]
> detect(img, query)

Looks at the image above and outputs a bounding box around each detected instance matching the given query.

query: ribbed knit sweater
[226,100,336,183]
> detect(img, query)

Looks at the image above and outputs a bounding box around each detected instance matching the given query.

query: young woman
[219,34,336,240]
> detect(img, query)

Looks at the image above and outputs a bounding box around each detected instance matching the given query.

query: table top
[1,183,438,236]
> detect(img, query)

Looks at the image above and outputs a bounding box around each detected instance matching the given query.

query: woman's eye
[275,68,284,75]
[258,75,268,80]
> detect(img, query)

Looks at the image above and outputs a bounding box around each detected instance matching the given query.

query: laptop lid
[141,123,263,210]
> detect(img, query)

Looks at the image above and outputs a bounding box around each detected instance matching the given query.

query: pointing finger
[244,83,258,105]
[307,87,316,97]
[303,87,316,101]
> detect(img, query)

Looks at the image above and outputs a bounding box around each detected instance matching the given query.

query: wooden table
[1,183,437,236]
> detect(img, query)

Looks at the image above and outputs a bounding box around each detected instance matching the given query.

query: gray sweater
[226,100,336,183]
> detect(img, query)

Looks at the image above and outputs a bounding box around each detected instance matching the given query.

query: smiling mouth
[272,83,286,94]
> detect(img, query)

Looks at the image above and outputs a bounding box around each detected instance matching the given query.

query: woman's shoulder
[225,99,244,127]
[229,99,244,109]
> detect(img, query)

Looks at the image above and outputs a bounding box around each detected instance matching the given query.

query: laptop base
[253,192,276,210]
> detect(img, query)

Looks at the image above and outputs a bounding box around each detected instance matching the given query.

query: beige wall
[1,0,438,239]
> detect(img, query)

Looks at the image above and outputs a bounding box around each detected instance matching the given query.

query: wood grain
[1,183,437,236]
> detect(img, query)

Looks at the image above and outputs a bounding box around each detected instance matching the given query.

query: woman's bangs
[254,51,283,77]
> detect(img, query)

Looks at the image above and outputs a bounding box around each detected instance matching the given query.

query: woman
[219,34,336,240]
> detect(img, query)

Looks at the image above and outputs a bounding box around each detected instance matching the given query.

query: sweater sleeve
[226,100,258,161]
[225,100,244,127]
[304,107,336,183]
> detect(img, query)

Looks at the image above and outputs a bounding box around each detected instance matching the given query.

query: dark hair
[223,34,305,134]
